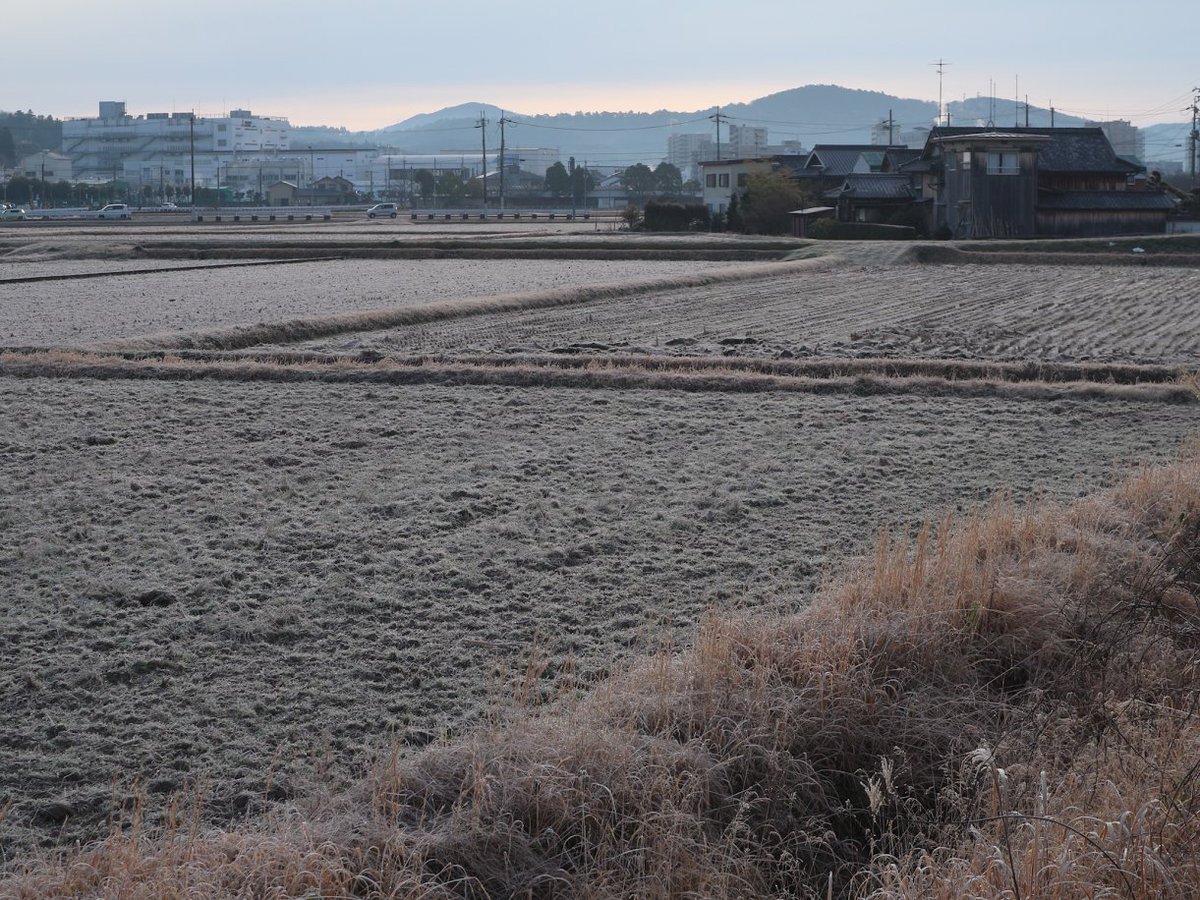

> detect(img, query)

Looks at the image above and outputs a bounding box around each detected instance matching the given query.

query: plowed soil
[3,231,1200,856]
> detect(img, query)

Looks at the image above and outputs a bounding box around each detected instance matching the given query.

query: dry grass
[1,349,1193,404]
[5,450,1199,898]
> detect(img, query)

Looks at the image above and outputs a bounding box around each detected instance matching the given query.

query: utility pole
[569,156,576,219]
[710,107,725,160]
[1025,95,1030,128]
[1050,102,1055,128]
[887,109,894,145]
[931,59,951,126]
[40,156,45,209]
[475,112,488,214]
[1188,88,1200,191]
[189,112,196,208]
[498,112,514,212]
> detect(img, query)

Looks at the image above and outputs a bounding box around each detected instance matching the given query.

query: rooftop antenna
[1015,75,1019,128]
[987,79,995,127]
[931,59,951,126]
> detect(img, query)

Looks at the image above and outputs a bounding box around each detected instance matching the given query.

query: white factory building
[59,101,565,200]
[62,101,291,190]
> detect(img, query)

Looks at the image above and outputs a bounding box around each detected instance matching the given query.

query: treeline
[0,110,63,166]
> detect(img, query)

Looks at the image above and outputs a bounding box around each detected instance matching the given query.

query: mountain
[945,96,1085,129]
[368,85,942,165]
[296,85,1189,169]
[1143,122,1191,166]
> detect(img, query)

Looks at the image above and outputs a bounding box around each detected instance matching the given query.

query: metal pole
[1190,90,1200,191]
[476,113,488,214]
[498,113,509,212]
[189,112,196,208]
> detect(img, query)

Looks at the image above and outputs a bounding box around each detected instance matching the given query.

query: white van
[97,203,132,219]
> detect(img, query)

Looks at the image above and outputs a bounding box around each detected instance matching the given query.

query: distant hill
[366,86,1192,168]
[371,85,942,164]
[945,96,1085,129]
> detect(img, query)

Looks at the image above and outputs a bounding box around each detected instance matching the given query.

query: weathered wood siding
[1036,210,1169,237]
[949,149,1039,238]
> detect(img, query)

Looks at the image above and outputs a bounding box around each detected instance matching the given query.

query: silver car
[97,203,132,219]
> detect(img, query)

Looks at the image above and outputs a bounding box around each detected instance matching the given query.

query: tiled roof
[827,174,915,200]
[928,126,1140,174]
[1037,190,1176,211]
[802,144,893,176]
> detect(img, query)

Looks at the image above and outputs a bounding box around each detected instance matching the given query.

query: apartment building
[727,124,768,158]
[667,132,715,182]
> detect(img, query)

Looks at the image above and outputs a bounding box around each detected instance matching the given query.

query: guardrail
[192,206,335,223]
[407,209,608,222]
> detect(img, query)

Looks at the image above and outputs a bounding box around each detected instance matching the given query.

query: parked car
[0,207,28,221]
[97,203,132,219]
[367,203,398,219]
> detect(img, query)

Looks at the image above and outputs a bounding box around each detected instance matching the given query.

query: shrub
[642,200,711,232]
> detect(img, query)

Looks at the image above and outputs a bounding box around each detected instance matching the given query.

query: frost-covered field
[2,375,1194,851]
[4,232,1200,855]
[285,263,1200,365]
[0,259,744,347]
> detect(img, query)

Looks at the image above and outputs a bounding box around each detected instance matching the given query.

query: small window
[736,172,747,187]
[718,173,729,187]
[962,151,971,166]
[705,173,717,188]
[987,151,1019,175]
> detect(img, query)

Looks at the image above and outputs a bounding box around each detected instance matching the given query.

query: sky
[3,0,1195,134]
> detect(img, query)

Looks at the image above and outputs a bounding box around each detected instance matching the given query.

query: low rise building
[907,126,1174,238]
[699,157,775,216]
[19,151,72,182]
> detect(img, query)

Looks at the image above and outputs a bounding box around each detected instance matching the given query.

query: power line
[504,115,711,133]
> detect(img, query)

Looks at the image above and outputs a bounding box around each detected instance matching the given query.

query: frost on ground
[2,375,1196,851]
[0,259,744,347]
[285,263,1200,365]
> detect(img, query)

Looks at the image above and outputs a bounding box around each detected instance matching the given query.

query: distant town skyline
[5,0,1195,132]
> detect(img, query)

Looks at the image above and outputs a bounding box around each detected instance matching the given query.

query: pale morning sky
[4,0,1193,130]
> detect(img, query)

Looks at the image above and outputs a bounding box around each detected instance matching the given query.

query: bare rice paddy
[0,259,745,347]
[3,228,1200,860]
[283,263,1200,365]
[2,374,1194,852]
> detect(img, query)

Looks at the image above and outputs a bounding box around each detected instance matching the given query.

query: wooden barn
[904,127,1176,238]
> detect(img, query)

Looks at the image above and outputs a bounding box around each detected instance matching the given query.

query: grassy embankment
[3,442,1199,897]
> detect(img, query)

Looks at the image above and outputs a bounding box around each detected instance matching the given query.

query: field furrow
[285,263,1200,364]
